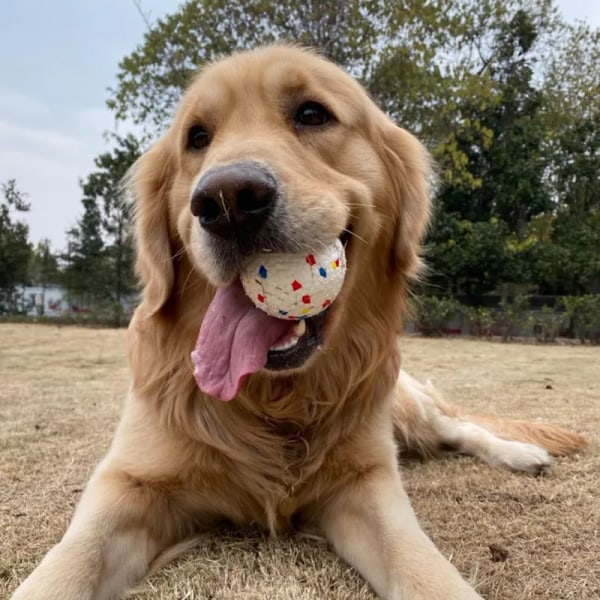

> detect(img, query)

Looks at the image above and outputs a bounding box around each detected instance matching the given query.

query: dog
[12,45,586,600]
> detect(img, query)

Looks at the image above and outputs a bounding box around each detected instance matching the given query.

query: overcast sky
[1,1,598,252]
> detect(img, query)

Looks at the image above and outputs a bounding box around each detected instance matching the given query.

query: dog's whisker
[343,228,368,245]
[178,268,202,296]
[170,247,187,261]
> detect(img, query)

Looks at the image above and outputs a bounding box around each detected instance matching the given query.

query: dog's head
[129,46,431,401]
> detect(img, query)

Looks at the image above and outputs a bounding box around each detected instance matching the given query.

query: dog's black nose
[191,163,277,238]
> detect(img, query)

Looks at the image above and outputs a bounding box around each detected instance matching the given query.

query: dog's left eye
[294,102,331,127]
[187,125,210,150]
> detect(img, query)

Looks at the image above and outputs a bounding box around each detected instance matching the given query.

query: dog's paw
[486,440,552,475]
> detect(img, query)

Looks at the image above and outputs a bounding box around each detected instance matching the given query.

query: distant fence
[0,313,131,328]
[0,285,136,327]
[2,292,599,344]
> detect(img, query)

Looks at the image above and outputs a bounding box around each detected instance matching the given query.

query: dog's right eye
[187,125,210,150]
[294,101,332,128]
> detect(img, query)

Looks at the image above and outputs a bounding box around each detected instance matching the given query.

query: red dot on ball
[302,295,311,304]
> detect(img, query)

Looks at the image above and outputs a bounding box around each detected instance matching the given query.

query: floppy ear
[379,124,433,279]
[128,138,175,315]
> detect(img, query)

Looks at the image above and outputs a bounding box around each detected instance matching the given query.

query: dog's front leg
[319,463,482,600]
[10,463,189,600]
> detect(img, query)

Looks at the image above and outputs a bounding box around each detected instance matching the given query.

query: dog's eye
[187,125,210,150]
[294,102,331,128]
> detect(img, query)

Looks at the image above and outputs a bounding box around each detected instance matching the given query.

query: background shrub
[414,296,461,336]
[561,295,600,344]
[528,306,564,343]
[465,306,495,338]
[496,295,531,341]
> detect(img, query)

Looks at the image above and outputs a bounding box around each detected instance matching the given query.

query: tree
[508,21,600,295]
[544,23,600,219]
[81,133,141,325]
[530,212,600,294]
[426,216,510,295]
[553,116,600,216]
[437,9,551,229]
[28,239,60,315]
[0,179,32,313]
[62,134,141,324]
[61,195,106,309]
[107,0,388,134]
[426,6,559,293]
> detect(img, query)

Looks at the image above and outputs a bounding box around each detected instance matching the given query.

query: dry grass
[0,324,598,599]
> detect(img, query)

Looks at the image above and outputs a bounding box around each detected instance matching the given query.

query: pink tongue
[191,281,293,401]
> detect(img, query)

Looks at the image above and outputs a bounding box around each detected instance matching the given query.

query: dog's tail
[461,413,587,456]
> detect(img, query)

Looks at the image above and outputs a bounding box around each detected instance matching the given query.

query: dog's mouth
[265,309,327,371]
[266,226,352,372]
[191,228,351,401]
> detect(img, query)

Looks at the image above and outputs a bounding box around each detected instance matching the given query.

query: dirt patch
[1,325,598,599]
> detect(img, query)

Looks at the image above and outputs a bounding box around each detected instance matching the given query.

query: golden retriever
[12,46,586,600]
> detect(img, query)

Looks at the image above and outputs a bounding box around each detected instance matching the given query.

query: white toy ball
[241,239,346,320]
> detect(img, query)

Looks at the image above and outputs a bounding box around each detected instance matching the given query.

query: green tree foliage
[426,217,509,295]
[427,8,556,293]
[543,21,600,190]
[63,134,141,324]
[0,180,32,313]
[28,239,60,315]
[84,134,141,325]
[29,239,60,285]
[513,21,600,295]
[62,195,106,308]
[561,294,600,344]
[107,0,386,133]
[414,295,462,336]
[530,212,600,294]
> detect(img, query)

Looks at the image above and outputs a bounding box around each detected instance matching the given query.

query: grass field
[1,323,598,599]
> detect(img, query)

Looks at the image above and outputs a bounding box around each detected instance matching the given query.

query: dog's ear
[128,138,175,315]
[378,124,432,279]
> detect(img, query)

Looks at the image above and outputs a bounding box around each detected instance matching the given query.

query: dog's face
[131,46,431,399]
[179,51,382,286]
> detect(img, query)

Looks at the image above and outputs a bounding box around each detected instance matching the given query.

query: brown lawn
[0,324,598,599]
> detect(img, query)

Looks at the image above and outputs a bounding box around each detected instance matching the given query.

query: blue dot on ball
[258,265,268,278]
[319,267,327,278]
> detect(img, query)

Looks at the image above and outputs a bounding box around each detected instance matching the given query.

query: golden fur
[12,46,585,600]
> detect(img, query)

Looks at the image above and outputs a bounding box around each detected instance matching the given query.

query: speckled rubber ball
[241,239,347,320]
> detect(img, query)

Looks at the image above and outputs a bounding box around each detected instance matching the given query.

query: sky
[0,0,598,252]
